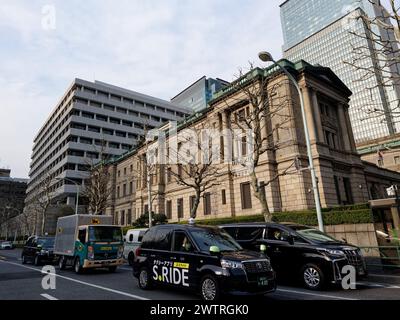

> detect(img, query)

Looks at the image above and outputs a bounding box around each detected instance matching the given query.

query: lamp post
[258,51,324,232]
[56,177,80,215]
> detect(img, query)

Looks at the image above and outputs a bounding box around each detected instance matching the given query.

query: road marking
[119,267,132,271]
[0,260,149,301]
[40,293,58,300]
[276,288,359,300]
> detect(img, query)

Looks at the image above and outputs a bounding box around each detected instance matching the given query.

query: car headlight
[221,259,243,269]
[40,249,49,255]
[117,246,123,258]
[319,248,345,257]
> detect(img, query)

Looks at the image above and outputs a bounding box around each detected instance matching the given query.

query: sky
[0,0,284,178]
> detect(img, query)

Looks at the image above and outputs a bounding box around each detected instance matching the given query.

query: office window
[177,198,184,219]
[189,195,196,213]
[221,189,226,205]
[129,181,133,194]
[117,186,120,198]
[166,200,172,219]
[123,184,126,196]
[204,193,211,215]
[334,176,342,205]
[127,209,132,225]
[343,178,354,205]
[240,182,252,209]
[120,210,125,225]
[395,156,400,165]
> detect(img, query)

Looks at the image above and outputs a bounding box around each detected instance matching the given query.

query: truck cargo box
[54,215,113,256]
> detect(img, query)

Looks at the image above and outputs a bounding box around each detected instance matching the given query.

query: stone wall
[324,223,380,257]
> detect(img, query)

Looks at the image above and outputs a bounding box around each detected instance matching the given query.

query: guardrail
[360,246,400,271]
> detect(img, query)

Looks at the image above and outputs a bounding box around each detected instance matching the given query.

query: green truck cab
[55,215,124,273]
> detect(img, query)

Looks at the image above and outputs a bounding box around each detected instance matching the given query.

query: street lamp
[56,177,80,215]
[258,51,324,232]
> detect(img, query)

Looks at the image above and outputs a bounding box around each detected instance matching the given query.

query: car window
[265,227,290,242]
[129,234,134,242]
[173,231,195,253]
[142,228,172,251]
[138,231,145,242]
[78,229,86,243]
[237,227,263,241]
[190,228,242,252]
[26,238,33,246]
[222,227,237,239]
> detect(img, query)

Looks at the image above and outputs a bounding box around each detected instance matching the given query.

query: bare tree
[81,141,113,215]
[344,0,400,123]
[221,63,296,222]
[167,123,221,219]
[31,169,56,236]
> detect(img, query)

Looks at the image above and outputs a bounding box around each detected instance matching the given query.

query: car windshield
[190,228,243,252]
[89,226,122,242]
[37,238,54,248]
[291,226,338,243]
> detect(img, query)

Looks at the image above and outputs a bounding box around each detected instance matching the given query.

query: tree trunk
[190,191,201,219]
[249,171,272,222]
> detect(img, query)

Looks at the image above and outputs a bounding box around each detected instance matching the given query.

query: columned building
[104,60,400,225]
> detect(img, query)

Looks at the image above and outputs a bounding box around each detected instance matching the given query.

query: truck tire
[138,267,152,290]
[74,257,83,274]
[128,252,135,266]
[301,263,325,290]
[58,256,66,270]
[200,274,220,301]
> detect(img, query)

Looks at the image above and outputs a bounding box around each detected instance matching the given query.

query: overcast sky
[0,0,284,178]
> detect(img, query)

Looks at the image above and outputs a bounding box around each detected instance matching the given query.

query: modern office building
[280,0,400,143]
[25,79,191,216]
[171,76,229,113]
[0,169,28,238]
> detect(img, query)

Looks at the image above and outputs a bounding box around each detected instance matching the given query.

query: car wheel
[128,252,135,266]
[34,255,41,266]
[21,254,27,264]
[58,256,66,270]
[200,275,220,301]
[138,267,152,290]
[74,257,83,274]
[302,263,325,290]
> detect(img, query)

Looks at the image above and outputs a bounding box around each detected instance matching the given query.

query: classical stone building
[104,60,400,225]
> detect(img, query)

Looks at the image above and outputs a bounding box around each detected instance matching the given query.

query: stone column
[311,89,324,143]
[337,103,351,151]
[301,85,318,143]
[391,206,400,232]
[343,105,357,151]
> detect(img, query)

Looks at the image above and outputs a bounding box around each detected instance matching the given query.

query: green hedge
[178,204,373,227]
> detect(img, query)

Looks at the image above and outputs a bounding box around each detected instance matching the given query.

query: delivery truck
[54,215,124,274]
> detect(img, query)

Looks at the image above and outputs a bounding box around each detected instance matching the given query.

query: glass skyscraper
[280,0,400,143]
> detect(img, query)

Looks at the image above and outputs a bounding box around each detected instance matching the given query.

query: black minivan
[220,223,367,290]
[21,236,55,266]
[133,224,276,301]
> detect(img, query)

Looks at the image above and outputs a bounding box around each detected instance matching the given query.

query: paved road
[0,249,399,301]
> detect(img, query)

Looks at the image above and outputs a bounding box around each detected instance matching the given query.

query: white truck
[123,228,147,266]
[54,215,124,273]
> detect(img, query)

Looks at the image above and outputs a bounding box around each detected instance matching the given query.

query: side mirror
[209,246,220,255]
[260,244,267,253]
[37,245,43,249]
[342,238,348,244]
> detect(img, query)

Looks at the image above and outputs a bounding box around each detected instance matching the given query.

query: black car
[220,223,367,290]
[133,224,276,301]
[21,236,56,266]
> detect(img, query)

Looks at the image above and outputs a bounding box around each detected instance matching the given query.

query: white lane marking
[276,288,359,300]
[40,293,58,300]
[356,281,400,289]
[0,260,149,301]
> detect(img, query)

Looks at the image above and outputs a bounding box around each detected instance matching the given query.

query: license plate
[100,247,112,251]
[258,277,268,286]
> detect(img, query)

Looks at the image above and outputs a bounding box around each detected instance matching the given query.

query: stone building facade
[104,60,400,225]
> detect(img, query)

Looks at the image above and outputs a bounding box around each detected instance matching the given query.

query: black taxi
[133,223,276,301]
